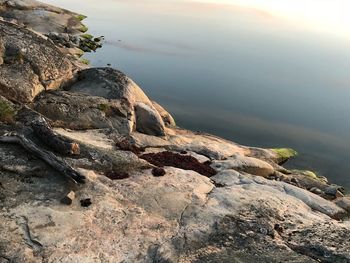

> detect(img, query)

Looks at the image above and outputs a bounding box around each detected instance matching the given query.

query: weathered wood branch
[16,106,80,155]
[31,115,80,155]
[0,132,85,184]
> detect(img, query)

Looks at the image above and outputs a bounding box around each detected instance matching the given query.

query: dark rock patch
[152,167,166,177]
[80,198,92,207]
[60,196,73,205]
[213,181,225,188]
[79,35,103,52]
[140,151,217,177]
[274,223,284,234]
[203,160,212,165]
[115,138,145,155]
[105,171,130,180]
[60,191,75,205]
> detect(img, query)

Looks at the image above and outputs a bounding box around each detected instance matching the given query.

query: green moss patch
[300,170,318,179]
[81,34,93,40]
[79,37,103,52]
[0,99,16,123]
[76,14,87,21]
[79,25,89,33]
[98,104,111,112]
[75,49,84,58]
[79,58,90,65]
[291,170,328,182]
[271,148,298,159]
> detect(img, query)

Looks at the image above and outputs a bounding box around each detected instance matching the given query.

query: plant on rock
[0,98,16,123]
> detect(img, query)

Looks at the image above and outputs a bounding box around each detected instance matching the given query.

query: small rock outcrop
[35,67,170,136]
[0,0,86,35]
[66,67,168,136]
[152,100,176,126]
[0,20,75,102]
[135,102,165,136]
[34,90,134,134]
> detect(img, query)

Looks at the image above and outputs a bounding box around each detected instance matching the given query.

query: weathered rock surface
[66,67,166,136]
[34,68,168,136]
[0,0,85,35]
[0,20,75,102]
[68,67,153,104]
[135,102,165,136]
[152,100,176,127]
[131,128,248,159]
[34,90,134,134]
[0,1,350,262]
[1,131,350,262]
[172,170,350,262]
[0,0,101,62]
[335,197,350,214]
[212,154,275,177]
[1,119,349,262]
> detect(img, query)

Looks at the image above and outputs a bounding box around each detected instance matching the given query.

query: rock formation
[0,1,349,262]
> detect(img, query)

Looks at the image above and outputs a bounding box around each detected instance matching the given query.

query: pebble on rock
[152,167,166,177]
[60,191,75,205]
[105,171,130,180]
[310,187,323,195]
[80,198,92,207]
[324,186,344,198]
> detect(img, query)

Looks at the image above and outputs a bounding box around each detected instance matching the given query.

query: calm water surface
[43,0,350,188]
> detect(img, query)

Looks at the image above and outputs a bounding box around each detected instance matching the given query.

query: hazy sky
[42,0,350,38]
[195,0,350,37]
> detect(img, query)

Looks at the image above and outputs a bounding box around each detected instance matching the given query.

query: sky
[41,0,350,38]
[195,0,350,38]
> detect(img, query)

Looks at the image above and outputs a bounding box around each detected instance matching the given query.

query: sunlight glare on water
[196,0,350,38]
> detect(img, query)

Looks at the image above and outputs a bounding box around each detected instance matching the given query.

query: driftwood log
[16,106,80,156]
[0,132,85,184]
[31,115,80,155]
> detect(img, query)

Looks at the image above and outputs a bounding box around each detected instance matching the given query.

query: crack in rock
[17,216,43,250]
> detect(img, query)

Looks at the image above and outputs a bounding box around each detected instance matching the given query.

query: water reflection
[41,0,350,188]
[105,39,195,57]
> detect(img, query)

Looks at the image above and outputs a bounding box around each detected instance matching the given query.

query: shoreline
[0,0,350,262]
